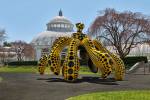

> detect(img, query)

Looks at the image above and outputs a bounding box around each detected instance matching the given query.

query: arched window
[67,25,70,28]
[54,24,56,28]
[48,25,51,30]
[51,24,53,28]
[64,24,67,28]
[60,24,64,28]
[57,24,60,28]
[68,25,70,28]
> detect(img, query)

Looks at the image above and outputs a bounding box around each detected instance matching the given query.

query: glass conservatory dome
[31,31,72,45]
[31,10,73,46]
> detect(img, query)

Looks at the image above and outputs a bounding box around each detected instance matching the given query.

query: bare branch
[89,8,150,59]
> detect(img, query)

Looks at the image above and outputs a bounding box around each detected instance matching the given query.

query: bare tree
[0,29,7,46]
[23,44,35,60]
[11,40,35,61]
[11,40,26,61]
[89,8,150,59]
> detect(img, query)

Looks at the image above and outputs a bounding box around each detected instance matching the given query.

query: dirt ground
[0,73,150,100]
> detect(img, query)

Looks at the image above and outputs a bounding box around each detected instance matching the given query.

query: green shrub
[123,56,148,68]
[7,61,38,66]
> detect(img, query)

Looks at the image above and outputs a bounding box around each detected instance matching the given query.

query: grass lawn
[0,66,99,75]
[0,66,38,73]
[67,90,150,100]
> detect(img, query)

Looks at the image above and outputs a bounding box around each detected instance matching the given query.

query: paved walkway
[0,73,150,100]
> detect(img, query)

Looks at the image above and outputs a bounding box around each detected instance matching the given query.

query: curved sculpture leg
[38,55,48,75]
[111,54,125,80]
[93,39,125,80]
[82,38,113,79]
[48,37,71,75]
[63,38,80,81]
[88,58,98,73]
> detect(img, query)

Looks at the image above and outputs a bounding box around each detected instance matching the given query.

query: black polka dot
[69,56,74,60]
[104,59,107,61]
[54,72,58,75]
[48,60,51,65]
[70,52,73,55]
[68,61,74,67]
[105,54,110,57]
[68,76,73,80]
[107,71,111,75]
[50,67,54,71]
[68,69,73,74]
[109,59,113,65]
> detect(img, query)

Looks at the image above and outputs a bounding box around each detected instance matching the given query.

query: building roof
[47,10,73,25]
[48,16,72,25]
[31,31,72,45]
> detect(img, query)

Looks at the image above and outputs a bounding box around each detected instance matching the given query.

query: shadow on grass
[37,77,118,85]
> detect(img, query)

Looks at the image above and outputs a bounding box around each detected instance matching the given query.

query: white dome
[49,16,72,24]
[31,31,72,45]
[31,10,74,60]
[31,10,74,46]
[46,10,74,32]
[46,15,74,32]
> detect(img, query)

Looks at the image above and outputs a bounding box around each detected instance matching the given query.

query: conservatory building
[31,10,74,60]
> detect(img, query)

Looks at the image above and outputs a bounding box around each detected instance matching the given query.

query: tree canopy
[89,8,150,59]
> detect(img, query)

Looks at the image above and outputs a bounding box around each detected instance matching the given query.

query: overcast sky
[0,0,150,43]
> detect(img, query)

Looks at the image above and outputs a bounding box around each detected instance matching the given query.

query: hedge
[123,56,148,68]
[6,56,148,68]
[80,56,148,68]
[6,59,88,66]
[7,61,38,66]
